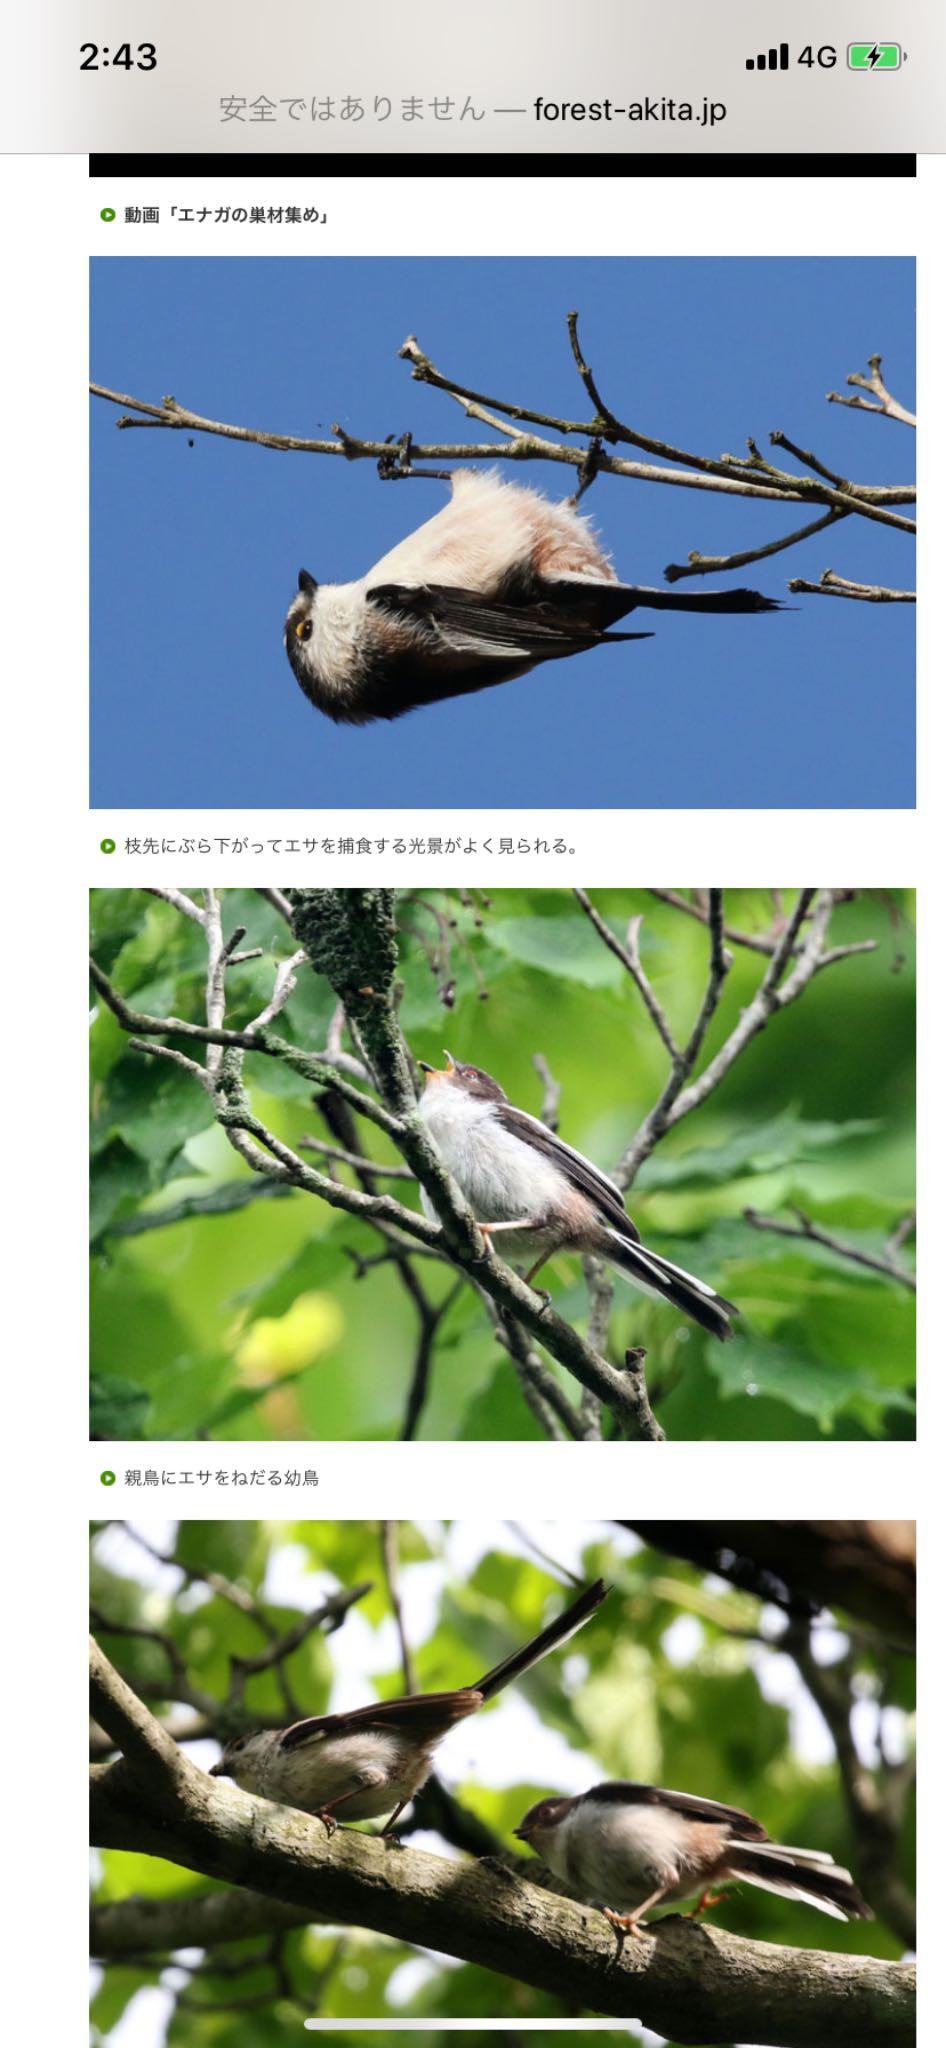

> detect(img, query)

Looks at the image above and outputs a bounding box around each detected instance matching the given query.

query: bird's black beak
[298,569,318,596]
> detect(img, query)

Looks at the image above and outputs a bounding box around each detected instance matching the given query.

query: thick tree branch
[91,1887,313,1958]
[89,1634,187,1793]
[624,1523,916,1647]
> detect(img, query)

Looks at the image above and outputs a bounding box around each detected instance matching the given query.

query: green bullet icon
[100,838,116,854]
[100,1470,116,1486]
[100,207,117,222]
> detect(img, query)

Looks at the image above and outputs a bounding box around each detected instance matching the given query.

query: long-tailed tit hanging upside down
[285,470,782,724]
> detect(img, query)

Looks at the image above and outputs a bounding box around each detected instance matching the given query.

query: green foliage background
[90,889,915,1442]
[90,1520,915,2045]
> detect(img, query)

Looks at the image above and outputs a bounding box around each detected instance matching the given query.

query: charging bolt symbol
[847,42,902,68]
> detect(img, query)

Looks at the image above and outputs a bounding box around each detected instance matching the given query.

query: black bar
[90,152,917,178]
[780,42,790,69]
[768,47,778,68]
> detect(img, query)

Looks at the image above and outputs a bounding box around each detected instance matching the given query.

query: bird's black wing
[493,1103,640,1242]
[585,1781,768,1838]
[367,582,653,660]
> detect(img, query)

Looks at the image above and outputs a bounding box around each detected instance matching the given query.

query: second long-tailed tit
[285,470,782,724]
[416,1054,738,1341]
[514,1781,873,1934]
[209,1577,606,1832]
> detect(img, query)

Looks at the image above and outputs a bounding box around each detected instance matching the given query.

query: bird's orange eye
[295,619,312,642]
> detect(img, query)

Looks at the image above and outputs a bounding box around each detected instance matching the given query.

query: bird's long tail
[541,576,783,631]
[604,1230,738,1342]
[617,586,783,614]
[725,1840,873,1922]
[473,1579,607,1701]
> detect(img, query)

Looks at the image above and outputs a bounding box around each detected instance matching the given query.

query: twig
[531,1052,562,1132]
[297,1135,415,1179]
[380,1523,417,1692]
[574,889,679,1058]
[885,1210,915,1259]
[664,508,847,582]
[617,890,867,1187]
[788,570,915,602]
[489,1309,585,1441]
[647,888,801,957]
[827,356,916,428]
[743,1207,916,1292]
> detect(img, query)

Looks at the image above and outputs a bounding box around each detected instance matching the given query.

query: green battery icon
[847,43,901,69]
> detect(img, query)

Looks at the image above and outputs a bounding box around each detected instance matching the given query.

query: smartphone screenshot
[1,12,926,2048]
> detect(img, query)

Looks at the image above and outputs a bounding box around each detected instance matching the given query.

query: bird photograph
[89,255,914,807]
[89,1517,916,2043]
[89,885,915,1445]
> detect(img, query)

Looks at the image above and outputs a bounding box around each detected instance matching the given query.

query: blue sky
[90,256,915,808]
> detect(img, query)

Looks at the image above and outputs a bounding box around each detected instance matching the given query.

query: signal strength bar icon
[746,43,790,70]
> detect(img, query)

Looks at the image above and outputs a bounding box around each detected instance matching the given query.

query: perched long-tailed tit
[514,1782,872,1934]
[285,470,782,724]
[416,1053,737,1342]
[209,1578,606,1832]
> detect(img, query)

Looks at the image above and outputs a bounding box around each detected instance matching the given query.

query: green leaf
[486,914,627,987]
[638,1111,879,1189]
[230,1231,353,1315]
[90,1373,151,1439]
[91,1056,215,1170]
[457,1362,549,1440]
[90,1139,153,1239]
[708,1334,914,1430]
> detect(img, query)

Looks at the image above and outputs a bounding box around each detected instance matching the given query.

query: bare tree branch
[665,507,849,582]
[827,356,916,428]
[744,1206,916,1292]
[788,569,915,603]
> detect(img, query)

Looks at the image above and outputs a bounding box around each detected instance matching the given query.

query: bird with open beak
[514,1782,872,1935]
[209,1578,606,1833]
[285,469,782,725]
[416,1053,737,1341]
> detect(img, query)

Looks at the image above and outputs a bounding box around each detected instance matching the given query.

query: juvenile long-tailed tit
[209,1577,606,1832]
[285,470,782,724]
[514,1781,872,1934]
[417,1053,737,1342]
